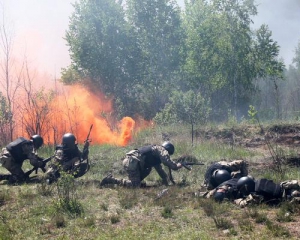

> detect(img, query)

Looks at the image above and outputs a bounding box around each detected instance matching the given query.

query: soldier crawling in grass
[0,135,45,183]
[100,141,182,187]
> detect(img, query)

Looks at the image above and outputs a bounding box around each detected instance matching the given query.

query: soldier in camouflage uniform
[100,141,182,187]
[202,176,300,207]
[45,133,89,184]
[234,178,300,207]
[0,135,45,183]
[203,159,249,190]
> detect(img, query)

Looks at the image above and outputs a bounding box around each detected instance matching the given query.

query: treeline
[62,0,300,124]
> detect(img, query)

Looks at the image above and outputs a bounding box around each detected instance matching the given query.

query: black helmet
[237,176,255,195]
[62,133,76,149]
[162,141,175,155]
[212,169,231,186]
[31,135,44,149]
[213,191,225,202]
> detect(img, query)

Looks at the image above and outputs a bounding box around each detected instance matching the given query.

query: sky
[1,0,299,78]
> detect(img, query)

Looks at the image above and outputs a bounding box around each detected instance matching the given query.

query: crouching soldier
[202,159,248,190]
[0,135,45,183]
[45,133,89,184]
[100,141,182,188]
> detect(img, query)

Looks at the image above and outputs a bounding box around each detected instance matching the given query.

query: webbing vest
[6,137,31,163]
[255,179,282,198]
[138,145,161,168]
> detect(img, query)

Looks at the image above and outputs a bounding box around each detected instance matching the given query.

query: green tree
[64,0,141,118]
[182,0,284,121]
[154,90,211,144]
[124,0,184,119]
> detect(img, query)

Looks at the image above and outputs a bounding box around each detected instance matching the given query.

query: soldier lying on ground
[45,133,89,184]
[100,141,182,187]
[200,175,300,207]
[202,159,249,190]
[234,177,300,207]
[0,135,45,183]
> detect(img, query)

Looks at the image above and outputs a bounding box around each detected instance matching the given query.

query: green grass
[1,123,300,239]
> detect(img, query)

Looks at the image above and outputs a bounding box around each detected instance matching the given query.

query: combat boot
[100,174,121,186]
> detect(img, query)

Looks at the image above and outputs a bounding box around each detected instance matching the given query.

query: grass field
[1,123,300,239]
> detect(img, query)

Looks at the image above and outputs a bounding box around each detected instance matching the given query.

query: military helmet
[213,191,225,202]
[31,135,44,149]
[62,133,76,149]
[162,141,175,155]
[237,176,255,195]
[212,169,231,186]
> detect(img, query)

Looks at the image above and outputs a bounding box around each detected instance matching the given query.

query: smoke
[17,83,139,146]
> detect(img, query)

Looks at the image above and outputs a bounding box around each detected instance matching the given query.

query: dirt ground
[196,123,300,167]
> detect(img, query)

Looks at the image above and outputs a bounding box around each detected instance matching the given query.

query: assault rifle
[174,155,205,170]
[82,124,93,162]
[169,155,205,184]
[24,155,55,178]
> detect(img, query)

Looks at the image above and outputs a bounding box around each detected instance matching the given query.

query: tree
[64,0,184,120]
[182,0,284,121]
[0,7,22,141]
[154,90,211,144]
[64,0,141,118]
[252,25,285,119]
[126,0,184,119]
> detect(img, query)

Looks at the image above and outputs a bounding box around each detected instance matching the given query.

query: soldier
[100,141,182,187]
[234,177,300,207]
[45,133,89,184]
[203,159,249,190]
[203,175,300,207]
[0,135,45,183]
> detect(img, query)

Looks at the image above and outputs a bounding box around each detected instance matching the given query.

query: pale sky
[1,0,299,78]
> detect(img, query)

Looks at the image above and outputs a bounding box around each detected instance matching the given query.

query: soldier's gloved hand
[176,163,182,169]
[84,141,90,148]
[36,158,46,170]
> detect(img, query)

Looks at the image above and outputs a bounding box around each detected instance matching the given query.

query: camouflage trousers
[0,148,25,181]
[120,149,148,187]
[217,160,248,177]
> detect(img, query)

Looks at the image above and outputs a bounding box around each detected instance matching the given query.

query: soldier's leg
[226,160,248,177]
[1,153,25,182]
[100,173,123,186]
[8,164,25,183]
[140,167,152,181]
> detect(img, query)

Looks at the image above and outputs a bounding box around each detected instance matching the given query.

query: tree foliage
[154,90,211,125]
[182,0,283,121]
[63,0,285,123]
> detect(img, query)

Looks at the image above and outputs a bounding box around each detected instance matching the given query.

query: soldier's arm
[153,164,169,185]
[152,146,180,170]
